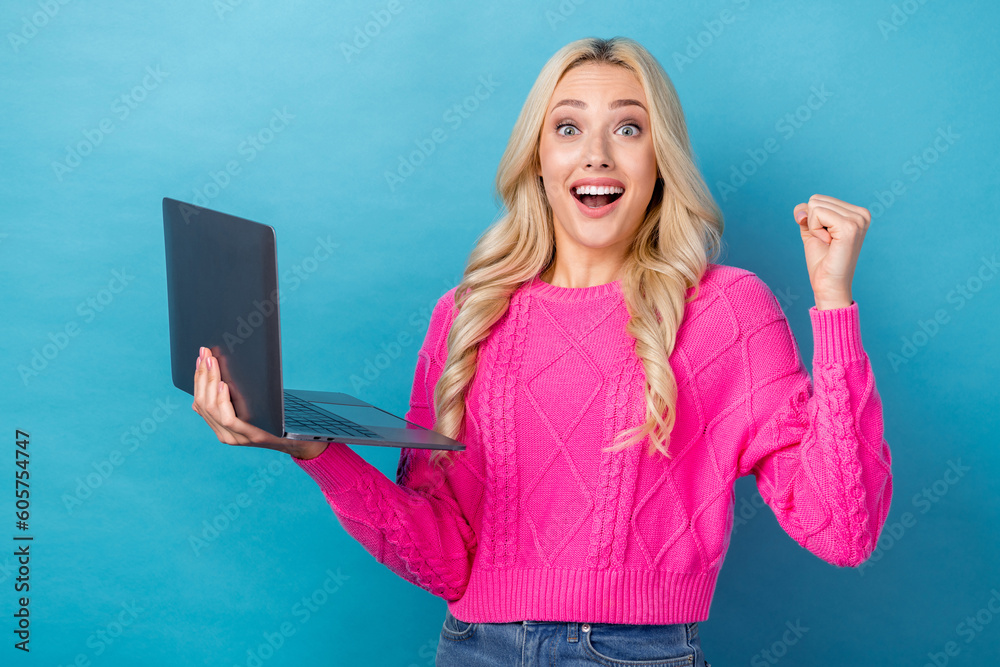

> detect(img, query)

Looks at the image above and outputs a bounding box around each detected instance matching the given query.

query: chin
[569,228,630,249]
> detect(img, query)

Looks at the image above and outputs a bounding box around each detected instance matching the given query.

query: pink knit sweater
[292,263,892,624]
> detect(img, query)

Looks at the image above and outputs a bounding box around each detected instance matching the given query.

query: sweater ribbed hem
[449,566,719,624]
[291,441,371,491]
[809,300,866,365]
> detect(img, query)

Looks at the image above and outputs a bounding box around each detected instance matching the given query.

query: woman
[192,37,891,666]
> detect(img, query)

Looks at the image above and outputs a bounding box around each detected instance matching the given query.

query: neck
[540,255,625,288]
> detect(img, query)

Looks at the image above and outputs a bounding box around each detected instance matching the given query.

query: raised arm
[735,275,893,568]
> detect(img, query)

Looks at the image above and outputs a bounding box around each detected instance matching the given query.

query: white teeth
[574,185,624,195]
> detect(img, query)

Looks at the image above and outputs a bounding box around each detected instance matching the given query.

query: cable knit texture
[292,263,893,624]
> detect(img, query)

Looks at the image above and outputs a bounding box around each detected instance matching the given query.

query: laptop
[162,197,464,451]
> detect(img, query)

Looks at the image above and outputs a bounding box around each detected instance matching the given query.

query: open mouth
[572,185,624,209]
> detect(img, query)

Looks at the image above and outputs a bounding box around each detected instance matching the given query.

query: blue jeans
[436,609,712,666]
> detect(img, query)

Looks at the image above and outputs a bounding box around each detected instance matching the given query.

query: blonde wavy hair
[428,36,724,469]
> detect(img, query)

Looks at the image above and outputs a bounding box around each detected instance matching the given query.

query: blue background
[3,1,999,665]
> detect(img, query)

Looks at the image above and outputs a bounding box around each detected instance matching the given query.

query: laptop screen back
[163,197,284,436]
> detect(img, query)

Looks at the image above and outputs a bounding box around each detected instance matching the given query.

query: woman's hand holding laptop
[191,346,329,461]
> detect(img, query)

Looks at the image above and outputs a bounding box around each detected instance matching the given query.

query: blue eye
[556,123,578,136]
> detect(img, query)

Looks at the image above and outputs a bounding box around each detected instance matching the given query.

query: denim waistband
[520,620,582,642]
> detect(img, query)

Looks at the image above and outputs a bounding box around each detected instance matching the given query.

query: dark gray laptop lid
[163,197,284,436]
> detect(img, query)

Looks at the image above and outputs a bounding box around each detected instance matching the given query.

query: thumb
[794,203,833,245]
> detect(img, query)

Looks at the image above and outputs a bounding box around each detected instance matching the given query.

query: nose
[583,132,613,169]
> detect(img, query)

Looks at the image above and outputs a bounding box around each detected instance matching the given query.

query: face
[537,63,658,267]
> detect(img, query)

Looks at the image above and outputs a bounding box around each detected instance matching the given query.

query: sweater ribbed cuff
[290,441,374,491]
[809,300,866,365]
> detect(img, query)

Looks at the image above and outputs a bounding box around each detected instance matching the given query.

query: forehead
[548,63,646,106]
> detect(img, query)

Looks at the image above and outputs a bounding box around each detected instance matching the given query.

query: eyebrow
[549,98,648,114]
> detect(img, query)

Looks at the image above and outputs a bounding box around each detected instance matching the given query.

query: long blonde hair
[429,36,724,469]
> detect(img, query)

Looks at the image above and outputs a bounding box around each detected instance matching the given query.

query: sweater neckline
[527,271,622,302]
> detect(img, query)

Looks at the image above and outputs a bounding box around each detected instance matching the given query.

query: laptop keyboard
[283,391,380,439]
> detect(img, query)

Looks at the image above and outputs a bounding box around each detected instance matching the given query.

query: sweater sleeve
[290,287,476,600]
[734,276,893,568]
